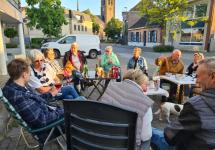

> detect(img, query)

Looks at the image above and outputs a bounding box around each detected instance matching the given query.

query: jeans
[140,140,151,150]
[72,70,83,93]
[151,128,176,150]
[58,85,79,99]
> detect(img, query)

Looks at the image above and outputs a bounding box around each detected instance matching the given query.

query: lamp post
[122,7,128,45]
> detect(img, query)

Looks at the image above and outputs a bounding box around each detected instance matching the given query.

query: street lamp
[122,7,128,45]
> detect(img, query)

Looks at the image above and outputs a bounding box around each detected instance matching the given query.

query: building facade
[22,8,93,41]
[0,0,25,75]
[101,0,115,24]
[165,0,215,51]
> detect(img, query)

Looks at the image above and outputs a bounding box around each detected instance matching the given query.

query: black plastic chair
[63,100,137,150]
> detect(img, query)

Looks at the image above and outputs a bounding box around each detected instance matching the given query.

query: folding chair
[63,100,137,150]
[0,89,65,150]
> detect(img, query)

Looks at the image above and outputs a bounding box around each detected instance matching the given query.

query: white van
[41,34,101,59]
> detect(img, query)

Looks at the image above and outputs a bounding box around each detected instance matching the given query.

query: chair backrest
[0,89,31,131]
[63,100,137,150]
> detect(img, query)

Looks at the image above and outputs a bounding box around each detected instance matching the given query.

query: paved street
[0,44,214,149]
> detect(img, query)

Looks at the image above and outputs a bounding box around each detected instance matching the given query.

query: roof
[129,16,160,29]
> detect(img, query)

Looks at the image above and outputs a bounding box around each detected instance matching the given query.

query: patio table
[160,74,196,103]
[145,87,169,97]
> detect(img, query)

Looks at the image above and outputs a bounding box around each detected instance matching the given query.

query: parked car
[41,34,101,59]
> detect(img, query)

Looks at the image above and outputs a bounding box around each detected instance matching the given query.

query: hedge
[6,43,18,48]
[153,45,174,52]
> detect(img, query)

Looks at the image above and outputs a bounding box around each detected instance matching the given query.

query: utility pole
[77,0,79,11]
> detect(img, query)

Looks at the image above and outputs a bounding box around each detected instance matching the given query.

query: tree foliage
[26,0,67,37]
[104,18,123,40]
[82,9,100,34]
[4,28,17,38]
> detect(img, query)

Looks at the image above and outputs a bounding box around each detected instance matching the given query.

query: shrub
[31,38,44,45]
[4,28,17,38]
[153,45,174,52]
[6,43,18,48]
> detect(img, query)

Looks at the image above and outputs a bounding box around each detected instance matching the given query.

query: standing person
[152,57,215,150]
[63,42,86,93]
[127,47,148,75]
[155,49,184,75]
[2,58,64,129]
[44,48,64,79]
[100,46,120,73]
[100,69,154,150]
[28,49,80,100]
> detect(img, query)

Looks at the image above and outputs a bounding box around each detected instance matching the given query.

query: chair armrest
[30,118,64,133]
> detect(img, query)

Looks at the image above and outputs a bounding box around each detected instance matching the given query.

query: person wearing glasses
[100,46,120,73]
[151,57,215,150]
[28,49,81,100]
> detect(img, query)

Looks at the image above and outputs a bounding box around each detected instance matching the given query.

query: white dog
[154,102,183,123]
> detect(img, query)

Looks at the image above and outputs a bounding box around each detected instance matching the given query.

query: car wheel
[89,50,97,59]
[54,49,61,59]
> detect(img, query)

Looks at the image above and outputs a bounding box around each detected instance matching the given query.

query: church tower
[101,0,115,24]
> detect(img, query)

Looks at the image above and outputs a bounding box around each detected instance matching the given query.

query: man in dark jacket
[164,57,215,150]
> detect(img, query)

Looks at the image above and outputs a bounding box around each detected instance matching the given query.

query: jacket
[127,56,148,73]
[63,50,85,73]
[100,52,120,72]
[155,57,184,75]
[100,80,154,145]
[164,88,215,150]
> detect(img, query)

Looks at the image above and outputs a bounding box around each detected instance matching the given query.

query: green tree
[104,18,123,40]
[4,28,17,38]
[83,9,100,34]
[26,0,67,37]
[138,0,208,43]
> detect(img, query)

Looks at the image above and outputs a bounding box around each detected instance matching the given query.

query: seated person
[63,42,86,93]
[28,49,80,100]
[100,69,154,150]
[44,48,64,79]
[155,49,184,101]
[186,52,204,76]
[100,46,120,74]
[155,49,184,75]
[2,58,64,129]
[127,47,148,75]
[152,57,215,150]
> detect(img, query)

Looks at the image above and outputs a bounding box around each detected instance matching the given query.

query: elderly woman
[44,48,64,78]
[100,69,154,150]
[127,47,148,75]
[100,46,120,73]
[28,49,80,100]
[63,42,86,93]
[186,52,204,76]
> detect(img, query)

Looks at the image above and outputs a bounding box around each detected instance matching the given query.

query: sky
[20,0,140,20]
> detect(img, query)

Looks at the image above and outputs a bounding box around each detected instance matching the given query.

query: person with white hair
[27,49,81,100]
[100,46,120,73]
[63,42,86,93]
[155,49,184,75]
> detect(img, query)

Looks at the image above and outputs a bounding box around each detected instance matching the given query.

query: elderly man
[100,46,120,73]
[155,49,184,75]
[63,42,86,93]
[152,57,215,150]
[2,59,64,129]
[127,47,148,75]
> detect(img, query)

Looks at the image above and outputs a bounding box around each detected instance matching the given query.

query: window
[74,25,76,31]
[85,27,87,31]
[148,30,157,43]
[131,32,136,42]
[136,32,140,42]
[181,28,204,42]
[81,25,84,31]
[195,4,207,18]
[59,36,76,44]
[78,25,80,31]
[108,0,111,5]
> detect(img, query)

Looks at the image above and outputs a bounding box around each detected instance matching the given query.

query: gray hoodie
[164,88,215,150]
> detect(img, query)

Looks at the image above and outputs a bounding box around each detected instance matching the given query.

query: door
[143,31,146,46]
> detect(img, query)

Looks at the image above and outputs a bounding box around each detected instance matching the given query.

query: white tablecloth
[160,74,196,85]
[145,88,169,97]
